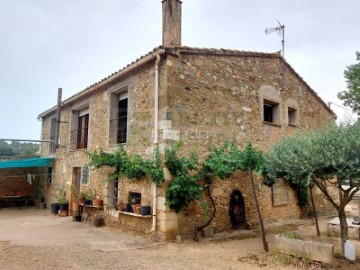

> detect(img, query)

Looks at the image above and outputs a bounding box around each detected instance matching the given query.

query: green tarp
[0,158,54,169]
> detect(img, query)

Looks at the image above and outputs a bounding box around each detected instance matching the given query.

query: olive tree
[337,51,360,115]
[264,123,360,256]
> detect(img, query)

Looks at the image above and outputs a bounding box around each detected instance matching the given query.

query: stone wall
[158,52,335,239]
[163,53,333,153]
[40,50,336,239]
[40,61,162,234]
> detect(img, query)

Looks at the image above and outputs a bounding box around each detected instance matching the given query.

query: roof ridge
[38,45,335,118]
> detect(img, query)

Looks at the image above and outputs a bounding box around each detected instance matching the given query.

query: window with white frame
[70,107,89,150]
[109,91,128,145]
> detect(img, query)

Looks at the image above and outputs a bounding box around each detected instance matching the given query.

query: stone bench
[274,234,334,264]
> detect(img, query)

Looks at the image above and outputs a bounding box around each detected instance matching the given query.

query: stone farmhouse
[39,0,336,240]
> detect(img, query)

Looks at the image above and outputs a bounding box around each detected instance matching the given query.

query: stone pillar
[162,0,182,47]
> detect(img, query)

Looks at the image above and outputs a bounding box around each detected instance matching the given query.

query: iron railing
[70,127,88,150]
[49,136,56,153]
[109,117,127,145]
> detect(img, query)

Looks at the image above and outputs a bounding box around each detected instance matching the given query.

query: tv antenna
[265,21,285,76]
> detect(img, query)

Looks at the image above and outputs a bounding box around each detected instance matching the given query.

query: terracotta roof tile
[38,45,335,118]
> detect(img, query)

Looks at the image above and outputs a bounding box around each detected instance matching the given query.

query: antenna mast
[265,21,285,77]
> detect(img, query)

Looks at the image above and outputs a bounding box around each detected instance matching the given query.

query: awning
[0,158,54,169]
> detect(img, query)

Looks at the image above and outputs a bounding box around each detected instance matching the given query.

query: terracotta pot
[117,202,125,211]
[93,198,103,207]
[132,204,141,215]
[78,198,85,204]
[72,201,80,211]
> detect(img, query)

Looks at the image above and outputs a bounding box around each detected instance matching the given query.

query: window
[77,109,89,149]
[70,108,89,150]
[288,107,298,126]
[128,192,141,205]
[81,166,89,185]
[263,99,280,124]
[106,179,119,209]
[110,92,128,144]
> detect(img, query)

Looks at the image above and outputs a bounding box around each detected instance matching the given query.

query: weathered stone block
[163,129,180,140]
[274,234,334,264]
[159,120,172,130]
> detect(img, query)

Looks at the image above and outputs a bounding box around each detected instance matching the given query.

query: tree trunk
[248,166,269,252]
[193,185,216,241]
[338,209,348,256]
[309,183,320,236]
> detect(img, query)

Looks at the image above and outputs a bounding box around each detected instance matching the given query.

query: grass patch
[281,230,304,240]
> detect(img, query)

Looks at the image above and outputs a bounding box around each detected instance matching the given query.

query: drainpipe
[151,53,161,232]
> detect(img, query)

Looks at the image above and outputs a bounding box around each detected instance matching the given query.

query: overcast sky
[0,0,359,141]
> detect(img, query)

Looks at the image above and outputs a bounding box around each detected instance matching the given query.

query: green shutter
[81,166,89,185]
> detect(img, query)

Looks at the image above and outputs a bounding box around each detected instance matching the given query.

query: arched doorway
[229,189,246,229]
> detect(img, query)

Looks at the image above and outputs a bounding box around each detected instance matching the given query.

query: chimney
[162,0,182,47]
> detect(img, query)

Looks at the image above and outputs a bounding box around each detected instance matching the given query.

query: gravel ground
[0,208,359,270]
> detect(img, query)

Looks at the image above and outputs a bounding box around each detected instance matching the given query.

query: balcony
[49,136,56,154]
[70,128,88,150]
[109,117,127,145]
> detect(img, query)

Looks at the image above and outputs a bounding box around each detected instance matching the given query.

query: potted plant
[56,187,69,212]
[141,204,151,216]
[93,195,104,208]
[133,204,141,215]
[79,191,87,204]
[117,201,125,211]
[84,189,94,206]
[50,202,60,214]
[125,194,136,212]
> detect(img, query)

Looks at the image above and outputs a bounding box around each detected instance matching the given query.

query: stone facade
[39,47,336,240]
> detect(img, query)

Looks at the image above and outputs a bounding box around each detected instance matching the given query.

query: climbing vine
[143,147,165,186]
[164,142,198,176]
[87,146,164,185]
[164,142,201,212]
[200,142,242,183]
[165,175,202,213]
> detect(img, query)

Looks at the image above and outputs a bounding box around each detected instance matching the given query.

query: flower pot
[93,198,103,207]
[59,203,69,211]
[132,204,141,215]
[84,199,92,206]
[72,201,80,211]
[51,203,60,214]
[78,198,85,204]
[141,205,151,216]
[125,203,133,212]
[117,203,125,211]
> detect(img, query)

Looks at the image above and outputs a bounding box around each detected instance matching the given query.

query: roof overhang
[38,45,336,119]
[0,158,54,169]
